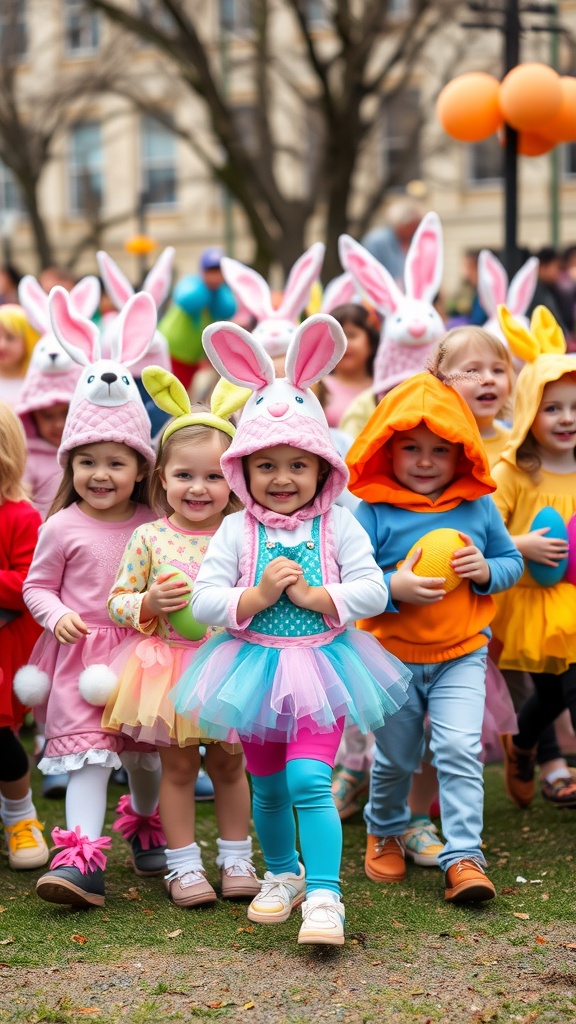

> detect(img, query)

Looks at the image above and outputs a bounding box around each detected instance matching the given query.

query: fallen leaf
[142,909,153,915]
[563,942,576,950]
[166,929,183,939]
[0,938,13,946]
[0,908,5,914]
[237,926,254,934]
[75,1010,101,1015]
[243,1002,255,1009]
[501,887,520,895]
[206,1002,222,1009]
[535,936,547,944]
[71,934,87,944]
[513,913,530,920]
[122,888,142,901]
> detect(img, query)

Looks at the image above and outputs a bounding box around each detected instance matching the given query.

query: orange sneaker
[364,834,405,883]
[500,733,536,808]
[444,858,496,903]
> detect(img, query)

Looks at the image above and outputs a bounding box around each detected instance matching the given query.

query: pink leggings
[243,719,345,776]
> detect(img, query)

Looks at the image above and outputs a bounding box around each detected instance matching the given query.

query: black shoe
[41,773,69,799]
[111,767,128,786]
[36,865,105,907]
[129,835,167,877]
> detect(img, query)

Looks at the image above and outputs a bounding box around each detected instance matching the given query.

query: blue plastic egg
[526,507,568,587]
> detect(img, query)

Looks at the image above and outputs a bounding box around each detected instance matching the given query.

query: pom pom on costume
[403,528,467,593]
[13,665,51,707]
[79,665,118,706]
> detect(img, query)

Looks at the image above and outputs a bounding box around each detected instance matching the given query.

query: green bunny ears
[141,366,251,444]
[497,304,566,363]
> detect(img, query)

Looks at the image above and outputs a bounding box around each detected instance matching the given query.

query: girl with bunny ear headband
[101,367,258,910]
[170,313,411,947]
[14,287,166,911]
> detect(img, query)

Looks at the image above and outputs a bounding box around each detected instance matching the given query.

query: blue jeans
[365,649,487,872]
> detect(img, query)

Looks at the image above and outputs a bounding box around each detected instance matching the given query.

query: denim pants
[365,648,488,872]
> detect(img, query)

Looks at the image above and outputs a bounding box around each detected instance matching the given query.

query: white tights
[64,757,162,839]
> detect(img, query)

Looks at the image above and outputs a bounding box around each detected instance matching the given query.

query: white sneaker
[298,895,345,946]
[247,863,306,923]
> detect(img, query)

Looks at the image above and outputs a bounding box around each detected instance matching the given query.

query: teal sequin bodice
[251,517,329,637]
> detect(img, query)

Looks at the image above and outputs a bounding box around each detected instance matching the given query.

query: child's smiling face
[390,422,461,501]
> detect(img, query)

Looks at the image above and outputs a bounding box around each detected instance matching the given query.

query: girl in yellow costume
[102,371,259,909]
[492,305,576,807]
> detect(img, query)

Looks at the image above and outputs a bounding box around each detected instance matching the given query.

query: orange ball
[437,73,503,143]
[499,63,562,131]
[539,77,576,143]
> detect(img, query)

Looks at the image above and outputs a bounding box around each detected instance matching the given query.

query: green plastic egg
[157,563,208,642]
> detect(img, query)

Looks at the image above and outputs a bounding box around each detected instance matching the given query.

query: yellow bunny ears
[141,366,251,444]
[497,304,566,363]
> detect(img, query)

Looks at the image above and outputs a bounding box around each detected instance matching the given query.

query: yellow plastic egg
[403,528,467,593]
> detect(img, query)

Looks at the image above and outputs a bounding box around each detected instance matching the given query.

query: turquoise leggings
[250,758,342,896]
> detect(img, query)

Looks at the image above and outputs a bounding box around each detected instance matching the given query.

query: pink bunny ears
[477,250,539,320]
[49,286,157,367]
[202,313,346,392]
[18,273,101,336]
[97,247,175,311]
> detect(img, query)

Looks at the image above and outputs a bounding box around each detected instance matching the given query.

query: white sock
[216,836,253,868]
[544,767,571,784]
[165,841,204,877]
[306,888,341,903]
[122,760,161,817]
[0,789,36,826]
[65,764,112,840]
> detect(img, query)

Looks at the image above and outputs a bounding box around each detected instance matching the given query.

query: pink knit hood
[16,335,81,439]
[202,315,349,529]
[48,286,157,469]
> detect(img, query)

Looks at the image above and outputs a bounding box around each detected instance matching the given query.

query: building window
[468,136,503,186]
[69,121,103,216]
[383,88,421,189]
[141,116,177,208]
[64,0,99,55]
[0,159,23,213]
[563,143,576,178]
[220,0,253,33]
[0,0,27,62]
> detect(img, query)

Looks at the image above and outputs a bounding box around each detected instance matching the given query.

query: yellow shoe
[5,818,49,870]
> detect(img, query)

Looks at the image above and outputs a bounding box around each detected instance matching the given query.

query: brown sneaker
[364,834,406,883]
[500,733,536,808]
[444,858,496,903]
[167,869,217,907]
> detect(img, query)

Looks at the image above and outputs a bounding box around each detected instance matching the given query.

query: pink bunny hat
[202,313,349,529]
[339,211,445,395]
[49,287,157,469]
[220,243,325,358]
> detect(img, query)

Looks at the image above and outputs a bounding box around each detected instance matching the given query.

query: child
[323,304,379,429]
[346,369,523,903]
[491,306,576,808]
[15,288,165,908]
[171,315,410,947]
[0,403,47,870]
[103,370,258,907]
[430,325,514,468]
[0,305,39,407]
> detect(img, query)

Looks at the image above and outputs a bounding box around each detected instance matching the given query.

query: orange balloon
[517,131,555,157]
[437,73,503,142]
[539,77,576,143]
[499,63,562,131]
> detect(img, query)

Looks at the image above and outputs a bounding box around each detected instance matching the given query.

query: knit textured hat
[48,285,157,469]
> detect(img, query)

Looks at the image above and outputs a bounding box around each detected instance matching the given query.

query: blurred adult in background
[528,246,575,342]
[0,263,23,305]
[360,197,425,282]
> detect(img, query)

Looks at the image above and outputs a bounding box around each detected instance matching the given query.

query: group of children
[1,272,575,950]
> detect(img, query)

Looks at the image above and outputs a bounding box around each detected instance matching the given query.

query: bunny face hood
[346,371,494,511]
[221,381,349,529]
[500,353,576,466]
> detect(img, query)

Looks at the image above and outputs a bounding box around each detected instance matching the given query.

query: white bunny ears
[49,286,157,368]
[97,246,175,311]
[477,250,539,322]
[18,273,101,336]
[202,312,346,393]
[338,211,443,314]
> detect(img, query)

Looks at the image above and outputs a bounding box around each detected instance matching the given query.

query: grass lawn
[1,758,576,1023]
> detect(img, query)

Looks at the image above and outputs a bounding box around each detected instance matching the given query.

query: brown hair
[430,326,515,420]
[149,418,241,518]
[330,303,380,376]
[47,443,150,518]
[0,401,29,503]
[517,370,576,479]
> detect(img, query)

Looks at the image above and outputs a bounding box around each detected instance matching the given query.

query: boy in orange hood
[346,371,523,903]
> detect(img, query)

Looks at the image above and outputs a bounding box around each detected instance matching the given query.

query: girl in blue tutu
[171,313,411,947]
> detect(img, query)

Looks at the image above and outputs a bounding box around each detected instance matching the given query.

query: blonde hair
[0,401,29,502]
[430,326,515,420]
[149,417,241,518]
[48,443,150,518]
[0,304,40,376]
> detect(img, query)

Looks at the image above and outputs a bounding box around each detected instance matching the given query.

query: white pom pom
[78,665,118,706]
[13,665,51,707]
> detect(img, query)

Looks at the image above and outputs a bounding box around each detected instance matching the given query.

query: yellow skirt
[492,582,576,675]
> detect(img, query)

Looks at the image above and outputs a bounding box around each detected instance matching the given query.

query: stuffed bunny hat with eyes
[201,312,350,529]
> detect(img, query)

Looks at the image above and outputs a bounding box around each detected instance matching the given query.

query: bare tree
[86,0,459,278]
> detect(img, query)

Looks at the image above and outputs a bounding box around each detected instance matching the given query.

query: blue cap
[200,246,224,271]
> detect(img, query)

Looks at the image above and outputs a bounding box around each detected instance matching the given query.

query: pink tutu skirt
[481,657,518,764]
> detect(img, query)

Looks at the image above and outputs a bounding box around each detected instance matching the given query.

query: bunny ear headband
[141,366,250,444]
[497,304,567,363]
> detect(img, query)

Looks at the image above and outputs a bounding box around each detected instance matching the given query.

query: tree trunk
[20,179,54,270]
